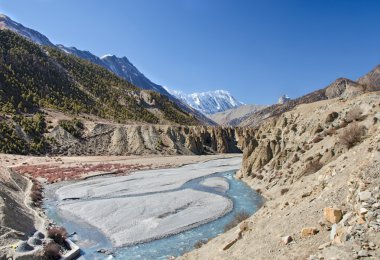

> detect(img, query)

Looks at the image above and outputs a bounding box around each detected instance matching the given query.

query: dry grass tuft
[339,123,365,149]
[345,107,363,122]
[224,211,250,232]
[47,227,67,245]
[43,242,61,260]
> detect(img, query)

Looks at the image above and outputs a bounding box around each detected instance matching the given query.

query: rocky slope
[47,123,252,156]
[239,76,380,127]
[180,91,380,259]
[208,104,267,126]
[0,167,45,257]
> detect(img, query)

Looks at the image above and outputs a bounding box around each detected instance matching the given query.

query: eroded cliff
[48,124,254,156]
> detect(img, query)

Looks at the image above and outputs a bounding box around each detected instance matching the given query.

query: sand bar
[54,156,242,246]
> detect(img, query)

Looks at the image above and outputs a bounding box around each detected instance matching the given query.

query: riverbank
[4,153,240,183]
[0,153,242,258]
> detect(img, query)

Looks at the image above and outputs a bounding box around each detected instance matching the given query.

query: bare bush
[47,227,67,245]
[339,123,365,149]
[304,161,324,176]
[30,178,43,207]
[43,242,61,260]
[312,135,323,143]
[345,107,363,122]
[224,211,250,232]
[280,188,289,195]
[194,240,207,249]
[325,128,337,136]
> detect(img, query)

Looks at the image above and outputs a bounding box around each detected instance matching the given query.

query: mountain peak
[166,88,243,115]
[100,54,115,59]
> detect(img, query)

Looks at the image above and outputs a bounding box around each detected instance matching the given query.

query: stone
[318,242,331,250]
[360,208,368,215]
[281,235,293,245]
[28,237,42,246]
[358,250,369,257]
[324,207,343,224]
[341,212,353,226]
[359,191,372,202]
[33,231,45,239]
[358,216,366,225]
[372,203,380,209]
[16,241,34,252]
[301,227,319,237]
[330,224,337,241]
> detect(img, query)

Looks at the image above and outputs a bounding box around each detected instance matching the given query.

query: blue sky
[1,0,380,104]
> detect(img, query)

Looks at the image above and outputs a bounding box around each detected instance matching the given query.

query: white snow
[100,54,114,59]
[165,87,243,115]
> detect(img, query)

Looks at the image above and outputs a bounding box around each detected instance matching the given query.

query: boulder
[324,207,343,224]
[16,241,34,252]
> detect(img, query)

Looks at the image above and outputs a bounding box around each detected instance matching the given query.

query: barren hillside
[181,91,380,259]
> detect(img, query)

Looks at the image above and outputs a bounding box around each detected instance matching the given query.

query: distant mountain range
[164,88,243,115]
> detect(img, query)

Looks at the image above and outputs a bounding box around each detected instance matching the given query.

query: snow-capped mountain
[0,14,170,96]
[0,14,216,125]
[278,94,291,104]
[165,88,243,115]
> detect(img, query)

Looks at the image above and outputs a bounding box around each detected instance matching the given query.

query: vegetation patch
[30,178,43,207]
[47,226,68,245]
[0,114,49,154]
[43,242,61,260]
[339,123,365,149]
[58,118,84,138]
[224,211,250,232]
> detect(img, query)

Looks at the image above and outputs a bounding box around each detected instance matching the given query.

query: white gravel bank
[55,156,241,246]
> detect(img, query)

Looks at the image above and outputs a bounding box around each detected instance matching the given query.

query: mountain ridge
[0,14,170,96]
[239,74,380,127]
[165,88,243,115]
[0,14,216,125]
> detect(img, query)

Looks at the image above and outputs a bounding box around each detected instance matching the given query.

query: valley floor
[0,153,240,258]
